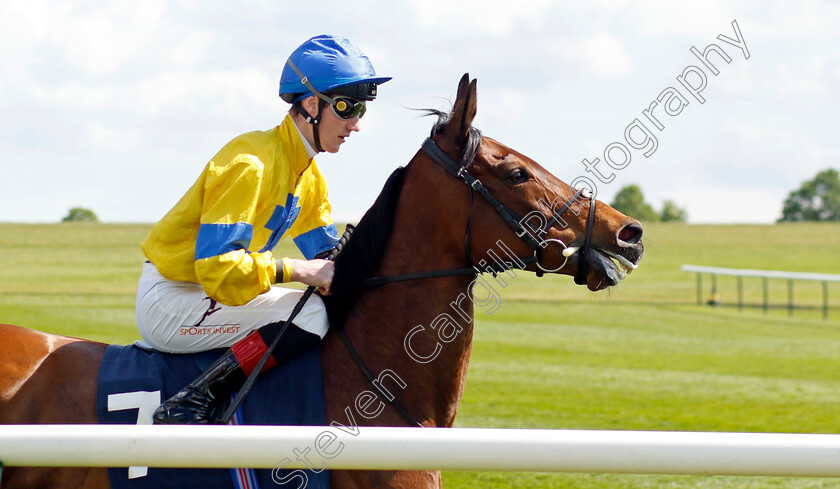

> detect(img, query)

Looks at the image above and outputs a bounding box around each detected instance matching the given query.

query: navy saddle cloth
[96,343,329,489]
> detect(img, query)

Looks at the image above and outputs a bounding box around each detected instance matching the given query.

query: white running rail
[1,425,840,478]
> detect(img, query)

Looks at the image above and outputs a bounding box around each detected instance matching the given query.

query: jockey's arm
[283,258,334,295]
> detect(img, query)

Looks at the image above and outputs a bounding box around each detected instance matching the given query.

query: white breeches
[136,262,329,353]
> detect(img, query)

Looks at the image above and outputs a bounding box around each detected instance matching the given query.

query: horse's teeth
[606,250,638,271]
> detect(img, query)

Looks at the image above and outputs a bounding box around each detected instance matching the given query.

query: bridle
[421,137,596,284]
[361,137,596,286]
[340,136,597,428]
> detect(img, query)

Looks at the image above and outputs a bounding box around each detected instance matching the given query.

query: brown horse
[0,74,643,489]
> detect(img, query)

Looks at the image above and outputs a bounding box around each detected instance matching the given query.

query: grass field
[1,222,839,488]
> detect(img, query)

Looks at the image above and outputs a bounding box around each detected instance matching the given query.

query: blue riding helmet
[279,35,391,103]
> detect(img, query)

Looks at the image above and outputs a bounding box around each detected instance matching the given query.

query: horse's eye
[506,168,528,184]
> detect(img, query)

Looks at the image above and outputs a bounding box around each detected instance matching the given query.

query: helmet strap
[294,100,326,153]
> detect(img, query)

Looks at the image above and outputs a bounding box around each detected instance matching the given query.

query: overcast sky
[1,0,838,224]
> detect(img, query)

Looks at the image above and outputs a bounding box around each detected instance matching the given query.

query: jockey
[137,34,390,424]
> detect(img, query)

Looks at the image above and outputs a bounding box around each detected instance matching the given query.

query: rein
[340,137,597,428]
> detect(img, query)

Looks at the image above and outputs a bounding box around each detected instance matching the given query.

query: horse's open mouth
[590,248,639,287]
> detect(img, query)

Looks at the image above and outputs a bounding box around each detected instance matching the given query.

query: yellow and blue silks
[142,114,338,306]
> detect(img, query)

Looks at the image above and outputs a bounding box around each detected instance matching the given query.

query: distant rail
[681,265,840,319]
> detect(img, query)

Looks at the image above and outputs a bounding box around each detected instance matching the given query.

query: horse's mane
[322,109,482,330]
[323,165,409,330]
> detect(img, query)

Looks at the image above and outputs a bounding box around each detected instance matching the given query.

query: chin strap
[295,100,326,153]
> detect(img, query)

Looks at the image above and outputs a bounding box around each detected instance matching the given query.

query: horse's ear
[443,73,477,147]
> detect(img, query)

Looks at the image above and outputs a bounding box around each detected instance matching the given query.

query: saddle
[96,342,329,489]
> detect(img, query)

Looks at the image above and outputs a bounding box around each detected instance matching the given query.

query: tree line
[609,167,839,223]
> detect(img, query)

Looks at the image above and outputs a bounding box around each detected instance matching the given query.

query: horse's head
[427,74,644,290]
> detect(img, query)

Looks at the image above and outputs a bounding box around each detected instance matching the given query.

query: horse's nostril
[618,222,643,245]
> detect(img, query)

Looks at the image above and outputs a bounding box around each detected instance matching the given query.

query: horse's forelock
[418,108,482,171]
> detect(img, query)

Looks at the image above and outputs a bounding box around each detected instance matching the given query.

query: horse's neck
[343,161,476,427]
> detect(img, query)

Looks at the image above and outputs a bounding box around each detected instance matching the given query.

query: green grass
[0,223,304,343]
[445,300,840,488]
[1,222,839,487]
